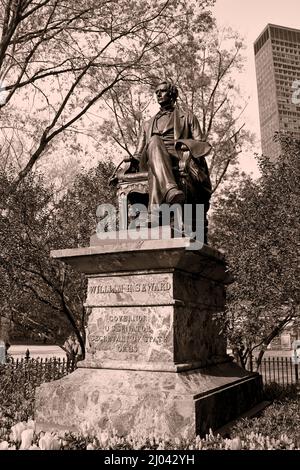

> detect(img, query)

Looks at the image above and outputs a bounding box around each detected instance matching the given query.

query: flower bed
[1,361,299,451]
[0,420,298,450]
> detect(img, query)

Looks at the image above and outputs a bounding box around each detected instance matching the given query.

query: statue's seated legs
[147,135,184,206]
[114,137,210,243]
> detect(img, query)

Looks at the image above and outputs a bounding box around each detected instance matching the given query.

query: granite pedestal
[35,237,263,438]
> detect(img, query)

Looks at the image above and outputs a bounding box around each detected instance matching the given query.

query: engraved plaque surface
[86,306,174,363]
[86,273,173,306]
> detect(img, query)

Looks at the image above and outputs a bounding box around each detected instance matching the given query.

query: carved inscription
[89,313,168,353]
[89,281,171,295]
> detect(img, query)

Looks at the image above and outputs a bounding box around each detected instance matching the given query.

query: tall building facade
[254,24,300,158]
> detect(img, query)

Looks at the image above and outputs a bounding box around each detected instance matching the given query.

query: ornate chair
[110,154,210,242]
[110,154,192,228]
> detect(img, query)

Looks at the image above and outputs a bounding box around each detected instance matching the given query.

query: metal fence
[4,354,299,386]
[253,357,299,385]
[4,356,77,385]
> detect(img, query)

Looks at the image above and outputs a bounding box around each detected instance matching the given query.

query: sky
[213,0,300,176]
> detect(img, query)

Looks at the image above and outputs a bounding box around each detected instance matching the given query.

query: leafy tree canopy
[0,160,116,357]
[211,133,300,367]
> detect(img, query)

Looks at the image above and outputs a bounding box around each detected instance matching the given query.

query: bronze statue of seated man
[129,80,212,242]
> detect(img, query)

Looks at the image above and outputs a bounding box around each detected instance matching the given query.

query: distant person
[63,334,82,362]
[25,348,30,361]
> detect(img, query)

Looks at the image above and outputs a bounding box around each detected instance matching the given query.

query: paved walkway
[227,349,293,358]
[10,346,293,360]
[8,345,66,359]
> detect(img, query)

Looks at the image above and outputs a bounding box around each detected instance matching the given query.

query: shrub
[0,357,74,428]
[263,382,298,401]
[232,397,300,447]
[0,363,36,427]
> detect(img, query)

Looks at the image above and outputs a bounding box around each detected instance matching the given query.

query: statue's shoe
[165,188,185,205]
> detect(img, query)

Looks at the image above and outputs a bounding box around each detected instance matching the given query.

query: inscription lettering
[112,324,152,333]
[117,344,138,353]
[108,315,146,323]
[88,306,169,354]
[89,281,171,295]
[89,333,165,346]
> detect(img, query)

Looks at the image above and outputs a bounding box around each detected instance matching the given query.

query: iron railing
[253,357,299,385]
[3,356,77,385]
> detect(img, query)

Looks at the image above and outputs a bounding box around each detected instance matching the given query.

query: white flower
[20,429,34,450]
[230,437,242,450]
[86,443,95,450]
[79,422,89,436]
[26,420,36,431]
[0,441,9,450]
[99,431,109,448]
[10,422,27,442]
[38,432,61,450]
[157,443,165,450]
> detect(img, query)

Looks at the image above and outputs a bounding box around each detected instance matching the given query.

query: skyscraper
[254,24,300,158]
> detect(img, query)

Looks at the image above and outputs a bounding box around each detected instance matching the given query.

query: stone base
[35,362,263,439]
[44,239,263,439]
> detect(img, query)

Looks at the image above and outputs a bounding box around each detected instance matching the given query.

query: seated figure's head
[155,81,178,107]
